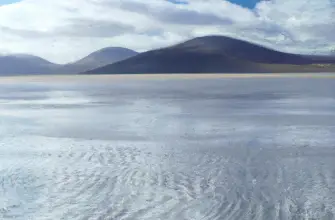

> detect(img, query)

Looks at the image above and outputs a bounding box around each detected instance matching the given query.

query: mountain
[0,47,138,76]
[62,47,138,73]
[0,54,60,76]
[85,36,335,74]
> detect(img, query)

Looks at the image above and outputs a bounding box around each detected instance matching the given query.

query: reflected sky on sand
[0,76,335,219]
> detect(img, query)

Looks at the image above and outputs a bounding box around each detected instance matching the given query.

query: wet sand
[0,75,335,219]
[1,72,335,84]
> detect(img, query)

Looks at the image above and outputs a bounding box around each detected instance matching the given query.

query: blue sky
[229,0,261,8]
[0,0,20,5]
[169,0,262,8]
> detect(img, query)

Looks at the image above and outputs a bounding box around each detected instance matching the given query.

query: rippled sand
[0,76,335,219]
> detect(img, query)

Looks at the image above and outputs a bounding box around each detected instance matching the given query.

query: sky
[227,0,261,8]
[0,0,20,4]
[0,0,334,64]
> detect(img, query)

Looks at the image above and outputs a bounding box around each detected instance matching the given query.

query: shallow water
[1,77,335,220]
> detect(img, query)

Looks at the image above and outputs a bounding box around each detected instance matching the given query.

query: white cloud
[0,0,334,64]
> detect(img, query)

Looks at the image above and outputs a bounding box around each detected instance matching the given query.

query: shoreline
[0,73,335,83]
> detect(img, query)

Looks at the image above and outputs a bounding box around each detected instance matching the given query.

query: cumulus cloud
[0,0,334,63]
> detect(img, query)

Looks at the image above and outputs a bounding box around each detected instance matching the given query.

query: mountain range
[62,47,138,74]
[86,36,335,74]
[1,35,335,76]
[0,54,59,75]
[0,47,138,76]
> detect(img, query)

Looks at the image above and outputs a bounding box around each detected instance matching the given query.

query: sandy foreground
[1,76,335,219]
[1,73,335,83]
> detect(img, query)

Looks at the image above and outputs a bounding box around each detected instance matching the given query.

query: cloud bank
[0,0,334,63]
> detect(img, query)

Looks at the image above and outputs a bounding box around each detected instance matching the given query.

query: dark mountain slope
[167,36,310,64]
[85,36,335,74]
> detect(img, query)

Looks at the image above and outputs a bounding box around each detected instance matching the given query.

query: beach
[0,75,335,219]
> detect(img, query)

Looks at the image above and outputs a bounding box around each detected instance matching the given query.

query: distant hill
[85,36,335,74]
[62,47,138,73]
[0,54,60,76]
[0,47,138,76]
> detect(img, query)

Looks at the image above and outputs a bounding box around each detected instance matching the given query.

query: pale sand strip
[0,73,335,83]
